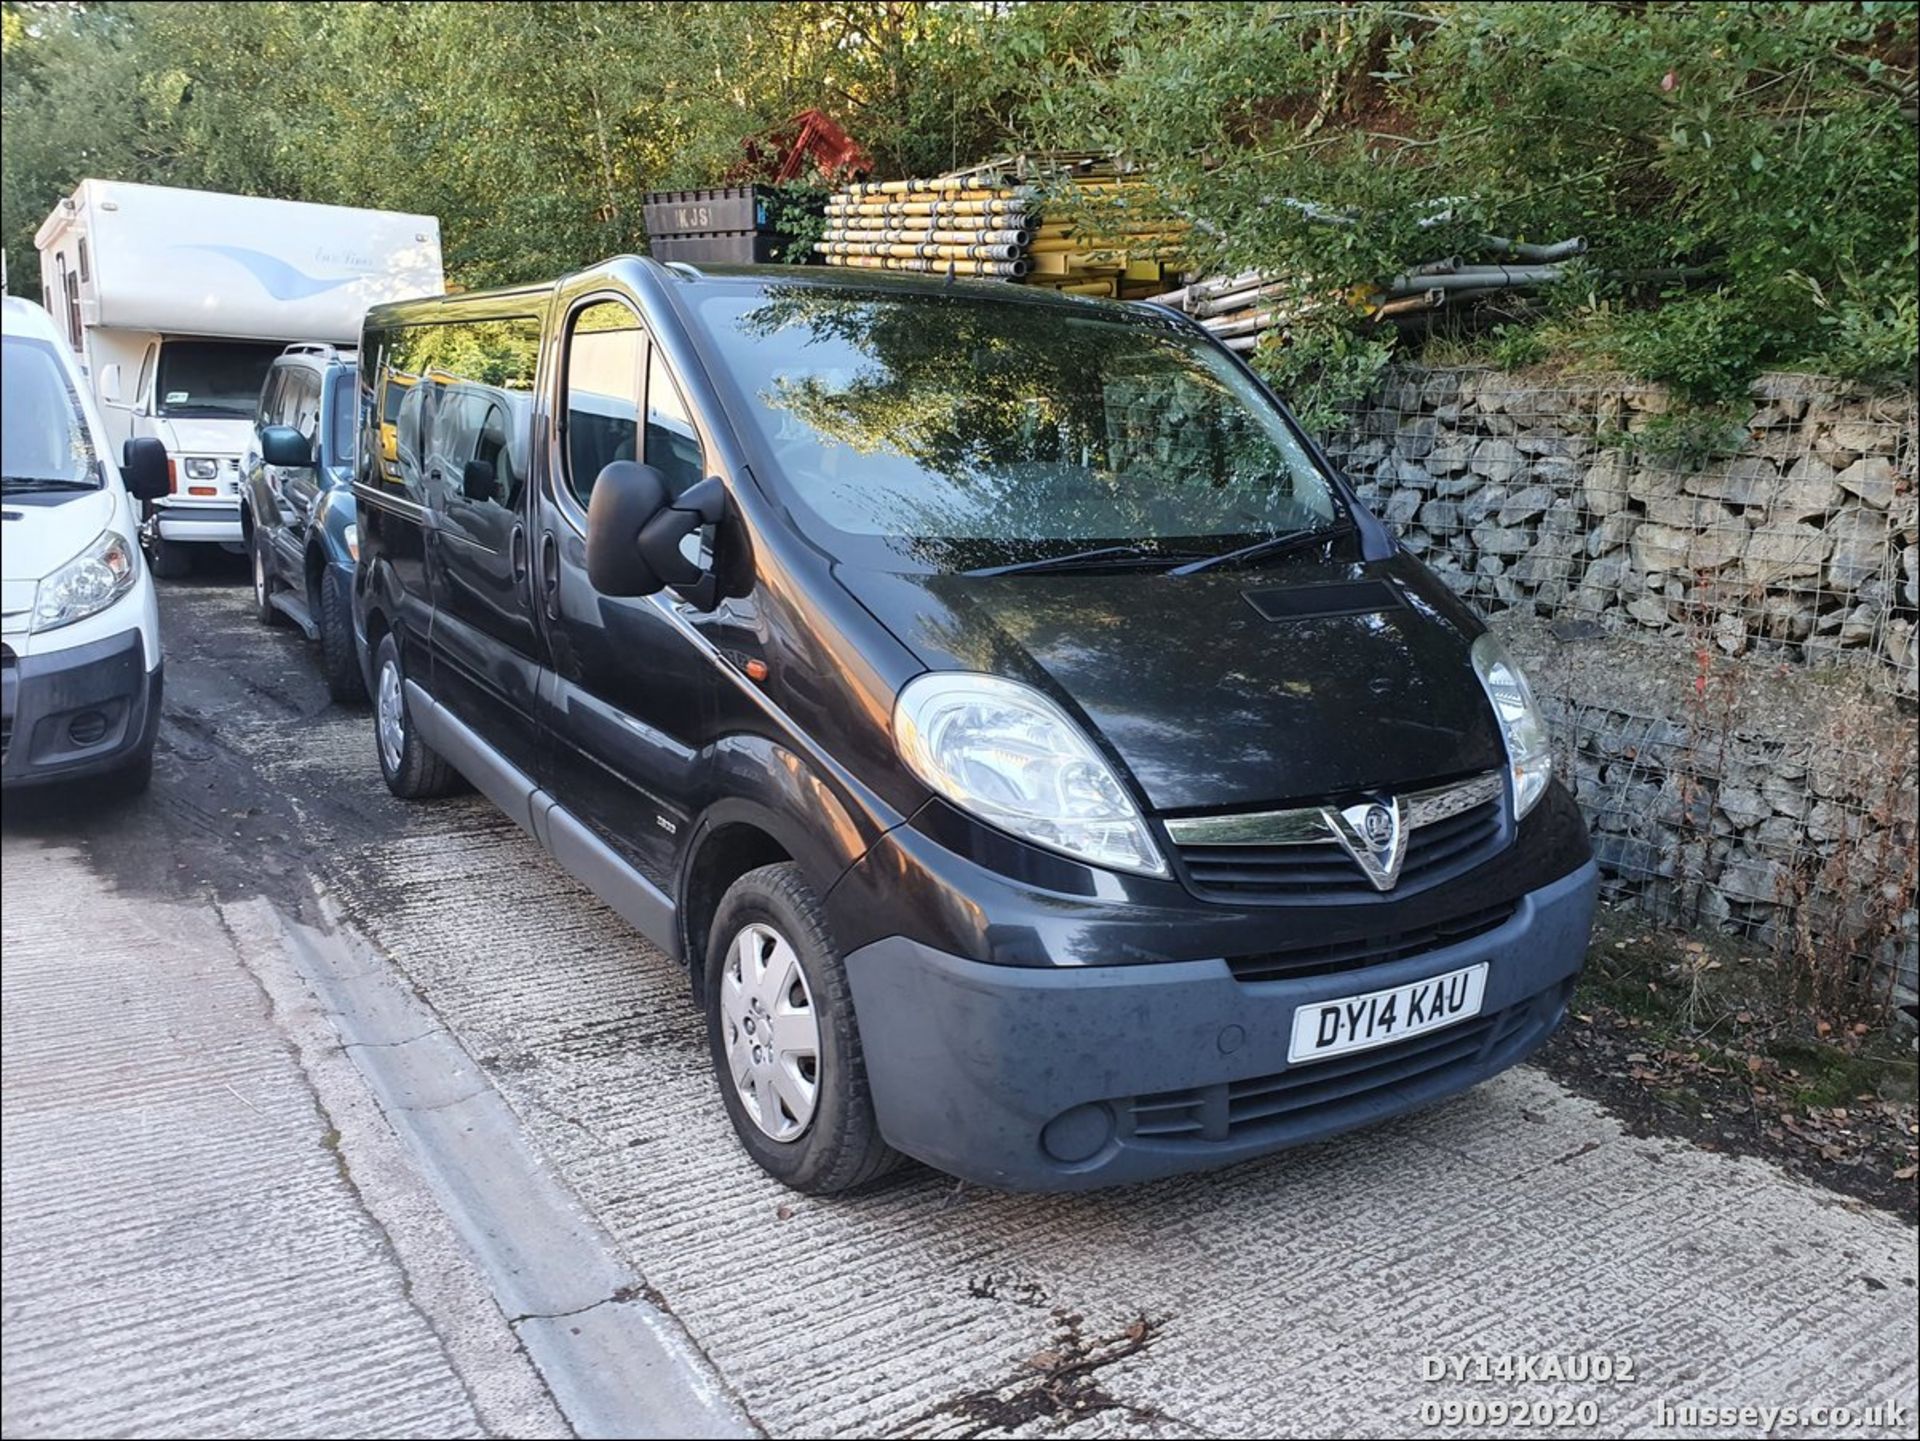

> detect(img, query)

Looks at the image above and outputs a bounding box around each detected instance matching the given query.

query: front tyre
[371,631,461,799]
[147,536,194,580]
[251,529,284,625]
[317,566,363,703]
[705,863,900,1194]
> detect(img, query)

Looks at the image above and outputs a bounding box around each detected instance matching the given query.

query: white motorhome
[35,180,443,574]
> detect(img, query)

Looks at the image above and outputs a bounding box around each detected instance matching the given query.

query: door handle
[510,524,528,583]
[540,531,560,621]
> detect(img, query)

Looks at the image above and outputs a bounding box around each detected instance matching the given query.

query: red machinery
[737,109,872,186]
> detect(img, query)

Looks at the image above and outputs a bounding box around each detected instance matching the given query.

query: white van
[2,296,170,793]
[35,180,443,576]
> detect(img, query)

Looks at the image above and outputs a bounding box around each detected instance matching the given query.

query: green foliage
[2,0,1913,407]
[1610,291,1783,404]
[1607,406,1751,469]
[762,185,829,265]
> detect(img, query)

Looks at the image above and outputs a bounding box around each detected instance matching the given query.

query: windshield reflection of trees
[729,287,1333,567]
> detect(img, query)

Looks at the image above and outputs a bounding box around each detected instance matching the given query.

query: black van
[353,259,1597,1194]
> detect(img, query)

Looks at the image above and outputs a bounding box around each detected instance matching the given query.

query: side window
[373,314,538,500]
[644,347,704,495]
[289,370,324,441]
[562,299,645,508]
[256,367,286,430]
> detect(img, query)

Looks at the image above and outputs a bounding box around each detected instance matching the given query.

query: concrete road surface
[3,570,1914,1439]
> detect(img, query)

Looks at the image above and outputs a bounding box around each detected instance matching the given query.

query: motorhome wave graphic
[169,244,368,301]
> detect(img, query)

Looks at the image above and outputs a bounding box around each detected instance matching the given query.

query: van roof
[363,257,1168,331]
[2,294,68,344]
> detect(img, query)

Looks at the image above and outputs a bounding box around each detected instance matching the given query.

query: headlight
[183,457,219,480]
[894,672,1166,876]
[1471,632,1552,819]
[343,523,359,562]
[32,530,140,632]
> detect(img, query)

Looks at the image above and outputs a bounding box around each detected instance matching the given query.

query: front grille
[1170,777,1507,903]
[1124,994,1546,1145]
[1225,901,1518,984]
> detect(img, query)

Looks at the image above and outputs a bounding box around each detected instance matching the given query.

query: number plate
[1287,962,1489,1065]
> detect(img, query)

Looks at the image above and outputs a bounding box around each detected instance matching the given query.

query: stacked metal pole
[815,160,1191,295]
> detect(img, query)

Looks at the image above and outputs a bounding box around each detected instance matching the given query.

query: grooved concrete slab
[0,838,485,1439]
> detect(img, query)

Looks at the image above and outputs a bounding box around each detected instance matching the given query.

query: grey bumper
[2,629,162,787]
[843,861,1598,1191]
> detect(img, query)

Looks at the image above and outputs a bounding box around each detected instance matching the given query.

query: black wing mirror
[586,461,672,596]
[121,437,171,501]
[260,425,314,469]
[461,458,496,502]
[585,463,727,608]
[638,475,727,610]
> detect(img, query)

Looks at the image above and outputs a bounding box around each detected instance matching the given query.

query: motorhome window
[2,334,101,490]
[695,287,1341,568]
[62,265,81,350]
[156,339,284,419]
[645,347,704,496]
[562,300,645,507]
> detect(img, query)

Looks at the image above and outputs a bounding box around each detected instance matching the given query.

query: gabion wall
[1328,369,1917,695]
[1323,367,1919,1007]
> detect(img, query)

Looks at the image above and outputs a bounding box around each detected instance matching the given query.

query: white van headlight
[894,672,1166,877]
[33,530,140,633]
[183,457,220,480]
[1471,632,1552,819]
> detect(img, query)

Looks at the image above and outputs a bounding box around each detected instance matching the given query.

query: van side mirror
[460,458,496,502]
[122,437,170,500]
[260,425,313,468]
[638,475,727,610]
[586,461,671,597]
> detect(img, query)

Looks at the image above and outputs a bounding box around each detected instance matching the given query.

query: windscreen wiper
[1167,521,1355,577]
[965,544,1208,578]
[1,476,101,492]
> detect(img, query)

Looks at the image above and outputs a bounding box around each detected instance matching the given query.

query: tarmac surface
[2,566,1914,1439]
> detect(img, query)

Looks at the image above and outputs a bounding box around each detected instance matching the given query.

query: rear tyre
[372,631,461,799]
[705,862,901,1194]
[251,530,284,625]
[147,537,193,580]
[317,566,364,704]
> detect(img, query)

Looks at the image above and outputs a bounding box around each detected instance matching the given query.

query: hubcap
[719,922,820,1142]
[376,659,405,775]
[254,543,267,603]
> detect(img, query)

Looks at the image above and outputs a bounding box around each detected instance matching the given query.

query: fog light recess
[1040,1102,1115,1164]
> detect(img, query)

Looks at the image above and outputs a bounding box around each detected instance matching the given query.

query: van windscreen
[694,286,1340,568]
[156,339,284,418]
[2,335,101,491]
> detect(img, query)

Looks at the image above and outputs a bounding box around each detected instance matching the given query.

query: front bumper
[151,497,242,545]
[2,628,163,787]
[844,860,1598,1190]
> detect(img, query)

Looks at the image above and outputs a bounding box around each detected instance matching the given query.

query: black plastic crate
[649,231,782,265]
[644,187,774,239]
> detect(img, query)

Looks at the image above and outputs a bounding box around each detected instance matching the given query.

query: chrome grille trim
[1163,770,1504,848]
